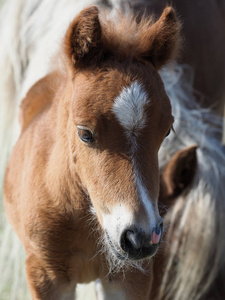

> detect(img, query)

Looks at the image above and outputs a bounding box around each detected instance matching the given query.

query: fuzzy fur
[0,1,224,300]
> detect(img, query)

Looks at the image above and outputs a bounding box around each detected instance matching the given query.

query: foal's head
[64,6,180,261]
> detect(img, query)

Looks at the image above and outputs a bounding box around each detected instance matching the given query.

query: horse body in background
[130,0,225,115]
[4,6,180,299]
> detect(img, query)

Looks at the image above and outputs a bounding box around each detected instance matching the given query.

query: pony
[3,4,181,300]
[1,1,225,300]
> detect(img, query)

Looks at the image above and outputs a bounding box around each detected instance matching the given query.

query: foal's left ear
[142,7,181,69]
[161,145,198,199]
[159,145,197,216]
[65,6,103,67]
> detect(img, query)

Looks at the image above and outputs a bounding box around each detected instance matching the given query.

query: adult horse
[128,2,225,299]
[129,0,225,116]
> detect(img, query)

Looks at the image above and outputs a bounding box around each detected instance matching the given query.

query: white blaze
[136,175,156,227]
[109,81,157,235]
[113,81,149,133]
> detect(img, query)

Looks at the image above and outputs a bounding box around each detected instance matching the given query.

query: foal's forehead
[73,64,172,129]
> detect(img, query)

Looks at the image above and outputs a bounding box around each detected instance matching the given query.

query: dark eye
[165,129,171,138]
[77,126,94,144]
[165,126,173,139]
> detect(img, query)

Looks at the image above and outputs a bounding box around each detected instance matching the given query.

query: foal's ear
[142,7,181,69]
[161,145,198,199]
[65,6,103,67]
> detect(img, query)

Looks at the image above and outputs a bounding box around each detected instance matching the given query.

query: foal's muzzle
[120,223,163,260]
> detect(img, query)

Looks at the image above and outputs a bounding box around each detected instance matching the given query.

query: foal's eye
[165,129,171,138]
[165,126,173,139]
[77,126,94,144]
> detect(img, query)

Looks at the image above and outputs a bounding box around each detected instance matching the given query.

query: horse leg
[25,252,76,300]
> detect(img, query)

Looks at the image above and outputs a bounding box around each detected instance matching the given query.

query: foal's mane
[100,11,156,61]
[62,6,181,71]
[99,10,180,63]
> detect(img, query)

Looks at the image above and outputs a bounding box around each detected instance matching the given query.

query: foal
[4,6,180,299]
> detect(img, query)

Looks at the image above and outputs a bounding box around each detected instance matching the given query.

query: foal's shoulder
[19,72,59,132]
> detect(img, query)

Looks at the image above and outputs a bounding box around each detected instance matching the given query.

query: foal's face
[71,62,173,260]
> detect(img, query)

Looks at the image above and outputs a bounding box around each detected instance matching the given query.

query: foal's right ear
[65,6,103,68]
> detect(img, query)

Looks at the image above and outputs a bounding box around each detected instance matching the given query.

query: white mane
[159,65,225,300]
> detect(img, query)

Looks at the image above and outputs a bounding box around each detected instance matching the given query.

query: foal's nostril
[119,224,163,260]
[151,223,163,245]
[156,223,163,235]
[155,226,161,235]
[120,228,160,260]
[124,230,141,250]
[120,230,142,254]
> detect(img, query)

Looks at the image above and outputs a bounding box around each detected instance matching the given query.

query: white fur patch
[103,204,134,244]
[135,174,156,228]
[113,81,149,133]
